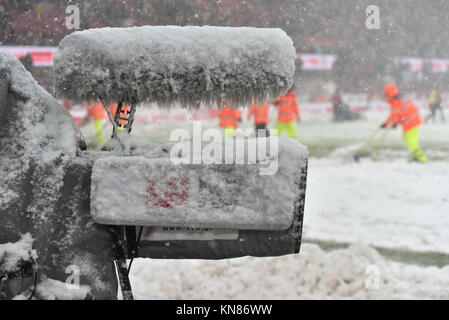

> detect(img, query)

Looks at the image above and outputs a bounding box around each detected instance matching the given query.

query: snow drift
[53,26,296,108]
[130,243,449,300]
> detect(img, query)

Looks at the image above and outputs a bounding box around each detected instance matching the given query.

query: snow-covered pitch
[54,26,296,108]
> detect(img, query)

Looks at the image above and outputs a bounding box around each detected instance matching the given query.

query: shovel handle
[357,128,382,154]
[370,125,392,152]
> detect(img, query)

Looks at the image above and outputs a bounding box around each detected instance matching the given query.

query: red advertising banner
[400,58,423,72]
[1,46,57,67]
[296,54,337,70]
[431,59,449,73]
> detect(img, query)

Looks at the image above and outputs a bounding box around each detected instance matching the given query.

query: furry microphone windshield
[53,26,296,108]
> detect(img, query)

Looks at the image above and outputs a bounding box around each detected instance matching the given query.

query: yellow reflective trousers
[403,127,427,163]
[223,126,235,140]
[274,121,298,140]
[94,119,106,144]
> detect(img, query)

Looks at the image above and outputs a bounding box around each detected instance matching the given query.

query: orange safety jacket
[384,96,422,132]
[219,107,240,129]
[274,91,300,122]
[108,103,132,128]
[247,102,269,125]
[86,103,105,121]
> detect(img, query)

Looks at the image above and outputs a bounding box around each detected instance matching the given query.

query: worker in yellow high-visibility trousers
[382,83,428,163]
[272,87,300,140]
[86,102,107,145]
[219,103,241,140]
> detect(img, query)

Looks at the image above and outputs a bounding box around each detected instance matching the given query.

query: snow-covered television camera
[0,26,308,300]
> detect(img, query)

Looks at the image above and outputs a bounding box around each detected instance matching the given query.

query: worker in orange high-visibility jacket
[108,103,131,130]
[381,83,427,163]
[273,87,300,139]
[247,100,269,136]
[86,102,107,145]
[219,103,241,140]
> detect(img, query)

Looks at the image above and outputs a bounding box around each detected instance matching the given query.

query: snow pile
[32,278,91,300]
[54,26,296,108]
[0,233,36,274]
[130,243,449,299]
[90,137,308,230]
[328,143,365,161]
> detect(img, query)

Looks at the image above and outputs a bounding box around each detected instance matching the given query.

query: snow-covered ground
[80,101,449,299]
[304,158,449,254]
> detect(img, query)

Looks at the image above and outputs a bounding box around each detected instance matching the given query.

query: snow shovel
[353,126,391,161]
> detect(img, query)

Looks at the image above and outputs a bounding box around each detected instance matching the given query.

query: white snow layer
[0,233,36,273]
[0,50,77,232]
[0,50,78,158]
[130,243,449,299]
[33,278,91,300]
[54,26,296,107]
[90,137,308,230]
